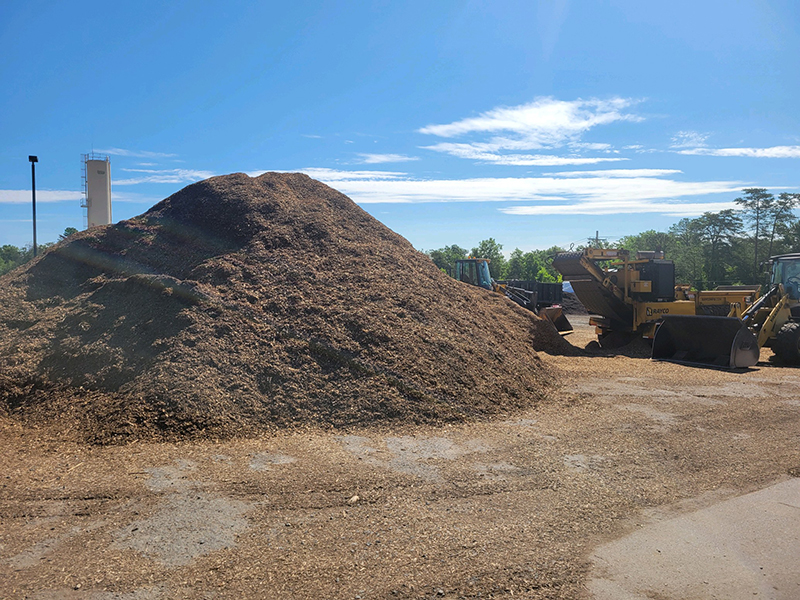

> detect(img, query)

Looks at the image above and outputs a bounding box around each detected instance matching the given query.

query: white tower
[82,153,112,228]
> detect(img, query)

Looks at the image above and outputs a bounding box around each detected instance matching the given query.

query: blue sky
[2,0,799,253]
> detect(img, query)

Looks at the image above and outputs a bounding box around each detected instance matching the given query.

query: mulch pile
[560,291,588,315]
[0,173,573,443]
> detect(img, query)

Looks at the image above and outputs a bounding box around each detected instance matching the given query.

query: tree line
[0,228,78,277]
[426,189,800,289]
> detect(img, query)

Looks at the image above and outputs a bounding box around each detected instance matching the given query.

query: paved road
[589,478,800,600]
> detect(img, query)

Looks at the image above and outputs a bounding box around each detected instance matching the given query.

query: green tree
[782,219,800,253]
[0,244,24,265]
[669,218,705,287]
[766,193,800,257]
[59,227,79,241]
[504,248,526,279]
[735,188,774,281]
[470,238,505,279]
[0,244,26,276]
[619,229,675,255]
[426,244,468,275]
[531,246,564,282]
[695,210,742,285]
[0,238,58,277]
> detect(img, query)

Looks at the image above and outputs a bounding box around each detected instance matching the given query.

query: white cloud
[246,168,409,183]
[543,169,682,178]
[0,189,82,204]
[0,188,162,207]
[96,147,178,159]
[678,146,800,158]
[419,97,640,140]
[313,170,747,218]
[670,131,710,148]
[355,153,420,164]
[500,200,739,217]
[114,168,215,185]
[569,142,614,152]
[418,97,641,165]
[109,190,162,204]
[293,168,409,181]
[422,143,627,166]
[302,134,323,139]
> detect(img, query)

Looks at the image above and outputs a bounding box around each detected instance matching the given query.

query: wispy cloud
[292,168,409,181]
[114,168,215,185]
[110,190,163,204]
[302,134,323,139]
[355,153,420,164]
[422,143,627,166]
[678,145,800,158]
[333,177,744,206]
[305,168,748,217]
[543,169,682,178]
[569,142,614,152]
[500,200,739,217]
[419,97,640,140]
[418,97,641,166]
[0,188,163,207]
[245,168,409,183]
[0,189,82,204]
[96,147,178,159]
[670,131,710,148]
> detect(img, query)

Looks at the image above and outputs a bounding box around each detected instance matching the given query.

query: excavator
[454,258,573,333]
[552,248,760,346]
[652,253,800,368]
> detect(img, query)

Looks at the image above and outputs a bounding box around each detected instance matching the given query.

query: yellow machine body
[554,248,759,344]
[652,253,800,368]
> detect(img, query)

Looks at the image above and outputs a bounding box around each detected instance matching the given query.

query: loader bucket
[651,315,759,369]
[539,306,573,334]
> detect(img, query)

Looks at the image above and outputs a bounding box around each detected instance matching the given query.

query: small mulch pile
[560,291,588,315]
[0,173,573,443]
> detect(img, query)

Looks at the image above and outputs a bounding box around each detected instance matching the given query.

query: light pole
[29,155,38,257]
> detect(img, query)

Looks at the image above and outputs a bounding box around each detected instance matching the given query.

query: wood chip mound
[0,173,569,443]
[561,291,588,315]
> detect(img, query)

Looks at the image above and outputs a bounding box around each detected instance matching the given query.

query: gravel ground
[2,322,799,599]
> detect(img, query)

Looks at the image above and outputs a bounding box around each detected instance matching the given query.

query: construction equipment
[454,258,572,332]
[552,248,760,346]
[652,253,800,368]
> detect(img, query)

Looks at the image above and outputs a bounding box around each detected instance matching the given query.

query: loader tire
[774,321,800,365]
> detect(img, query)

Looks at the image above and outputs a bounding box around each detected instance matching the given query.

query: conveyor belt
[553,252,633,327]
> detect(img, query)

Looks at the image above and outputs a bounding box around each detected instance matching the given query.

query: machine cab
[770,254,800,300]
[455,259,493,290]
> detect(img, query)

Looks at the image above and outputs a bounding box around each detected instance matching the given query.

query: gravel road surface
[2,323,799,599]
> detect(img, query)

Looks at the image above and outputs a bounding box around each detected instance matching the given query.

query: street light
[29,155,38,257]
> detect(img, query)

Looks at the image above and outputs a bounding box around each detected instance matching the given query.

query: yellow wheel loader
[652,253,800,368]
[454,258,573,333]
[552,248,759,347]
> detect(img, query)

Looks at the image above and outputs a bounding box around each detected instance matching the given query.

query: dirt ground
[2,321,799,600]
